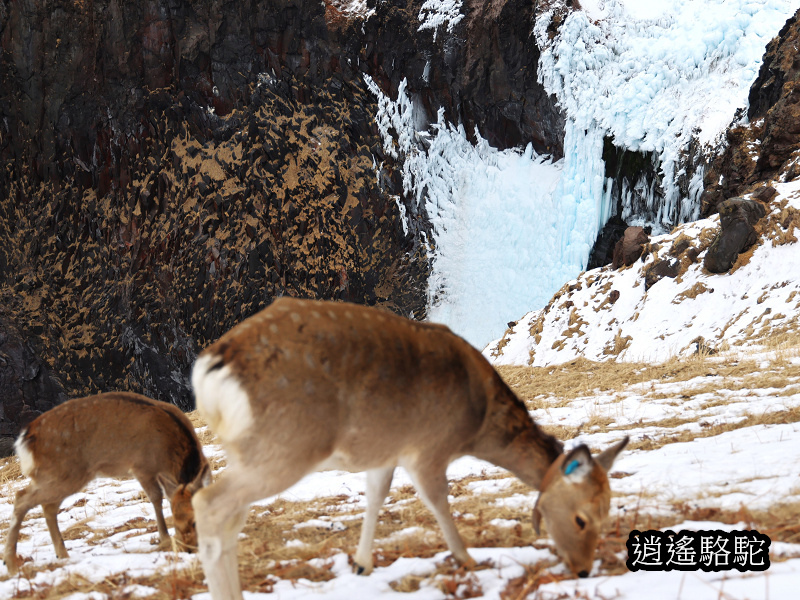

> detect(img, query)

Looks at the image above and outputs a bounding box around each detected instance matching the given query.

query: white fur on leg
[199,535,222,564]
[198,536,244,600]
[354,467,394,574]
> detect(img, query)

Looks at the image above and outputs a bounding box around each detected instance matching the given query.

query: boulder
[644,259,680,290]
[612,226,650,269]
[704,197,767,273]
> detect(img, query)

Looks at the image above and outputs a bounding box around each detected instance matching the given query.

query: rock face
[0,316,66,456]
[701,8,800,214]
[704,197,767,273]
[0,0,564,408]
[587,214,627,270]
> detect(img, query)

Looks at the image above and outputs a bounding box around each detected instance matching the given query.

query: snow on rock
[417,0,464,40]
[486,179,800,365]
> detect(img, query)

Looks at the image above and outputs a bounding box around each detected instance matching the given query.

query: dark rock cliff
[701,8,800,214]
[0,315,66,454]
[0,0,564,432]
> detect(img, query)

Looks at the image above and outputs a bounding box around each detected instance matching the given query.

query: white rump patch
[192,354,254,443]
[15,433,35,477]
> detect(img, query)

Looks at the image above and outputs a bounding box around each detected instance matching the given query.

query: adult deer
[191,298,628,600]
[3,392,211,574]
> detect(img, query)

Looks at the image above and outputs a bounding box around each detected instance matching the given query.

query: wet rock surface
[0,0,564,408]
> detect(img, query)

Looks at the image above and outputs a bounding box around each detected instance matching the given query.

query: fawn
[3,392,211,573]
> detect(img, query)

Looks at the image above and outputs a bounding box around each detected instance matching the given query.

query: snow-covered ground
[3,342,800,599]
[486,179,800,366]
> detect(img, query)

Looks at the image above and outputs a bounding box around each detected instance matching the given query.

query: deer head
[532,437,629,576]
[159,463,212,550]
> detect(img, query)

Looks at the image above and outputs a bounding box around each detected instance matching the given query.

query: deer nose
[578,570,590,578]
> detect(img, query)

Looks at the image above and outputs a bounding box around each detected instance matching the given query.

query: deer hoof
[353,563,368,576]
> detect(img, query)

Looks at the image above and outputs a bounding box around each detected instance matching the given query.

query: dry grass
[498,340,800,408]
[0,456,22,486]
[6,339,800,597]
[672,281,711,303]
[497,354,718,405]
[624,405,800,452]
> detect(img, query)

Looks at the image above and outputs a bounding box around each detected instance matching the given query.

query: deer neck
[470,380,564,490]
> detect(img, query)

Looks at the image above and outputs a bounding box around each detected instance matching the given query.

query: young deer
[191,298,628,600]
[3,392,211,574]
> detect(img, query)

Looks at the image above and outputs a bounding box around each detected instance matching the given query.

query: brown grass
[624,405,800,452]
[6,341,800,597]
[672,281,711,303]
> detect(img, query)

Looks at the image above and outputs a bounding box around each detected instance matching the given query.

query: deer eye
[575,516,586,530]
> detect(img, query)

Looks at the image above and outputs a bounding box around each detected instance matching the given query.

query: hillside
[485,180,800,366]
[2,351,800,599]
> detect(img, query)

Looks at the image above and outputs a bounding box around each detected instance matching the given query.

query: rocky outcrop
[0,315,66,456]
[587,214,627,270]
[0,0,564,408]
[643,258,680,290]
[612,226,650,270]
[701,8,800,214]
[704,197,766,273]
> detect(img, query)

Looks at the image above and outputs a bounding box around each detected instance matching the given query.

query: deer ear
[561,445,593,482]
[595,437,629,473]
[532,502,543,535]
[189,463,212,493]
[157,473,180,497]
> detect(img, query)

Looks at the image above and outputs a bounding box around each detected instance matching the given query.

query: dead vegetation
[4,340,800,597]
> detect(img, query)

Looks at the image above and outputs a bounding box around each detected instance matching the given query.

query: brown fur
[191,299,626,600]
[3,392,211,574]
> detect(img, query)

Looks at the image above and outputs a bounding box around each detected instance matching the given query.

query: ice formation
[535,0,798,231]
[417,0,465,40]
[366,77,579,348]
[367,0,797,349]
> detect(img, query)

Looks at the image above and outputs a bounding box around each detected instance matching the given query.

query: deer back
[193,298,502,468]
[19,392,207,490]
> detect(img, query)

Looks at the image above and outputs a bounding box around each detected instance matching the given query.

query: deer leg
[137,476,170,547]
[353,466,395,575]
[4,486,51,574]
[406,464,473,567]
[42,502,68,559]
[193,463,310,600]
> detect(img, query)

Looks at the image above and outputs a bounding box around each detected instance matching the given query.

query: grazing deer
[191,298,628,600]
[3,392,211,574]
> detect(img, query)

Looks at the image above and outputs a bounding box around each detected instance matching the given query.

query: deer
[190,297,628,600]
[3,392,212,574]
